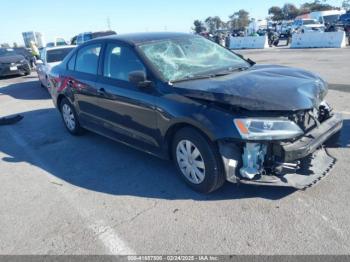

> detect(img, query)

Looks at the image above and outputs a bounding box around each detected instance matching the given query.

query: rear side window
[75,44,101,75]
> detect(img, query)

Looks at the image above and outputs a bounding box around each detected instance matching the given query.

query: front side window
[138,36,249,82]
[103,44,146,82]
[75,44,101,74]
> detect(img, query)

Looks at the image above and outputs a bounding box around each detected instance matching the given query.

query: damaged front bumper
[220,113,343,190]
[275,113,343,163]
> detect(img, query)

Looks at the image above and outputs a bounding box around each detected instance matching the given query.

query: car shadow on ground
[1,108,349,201]
[0,79,50,100]
[0,74,25,80]
[0,108,296,201]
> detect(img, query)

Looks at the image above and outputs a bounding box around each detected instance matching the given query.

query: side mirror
[36,59,43,65]
[128,71,152,88]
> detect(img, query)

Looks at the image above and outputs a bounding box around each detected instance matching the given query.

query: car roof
[95,32,193,45]
[45,45,76,51]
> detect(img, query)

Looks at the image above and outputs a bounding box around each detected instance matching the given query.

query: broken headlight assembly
[234,118,304,141]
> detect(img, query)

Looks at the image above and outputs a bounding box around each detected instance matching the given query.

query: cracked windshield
[138,36,248,82]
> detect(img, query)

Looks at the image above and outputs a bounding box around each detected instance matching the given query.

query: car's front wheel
[172,127,226,194]
[60,98,84,135]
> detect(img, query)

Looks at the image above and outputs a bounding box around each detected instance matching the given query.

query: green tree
[268,6,284,21]
[205,16,225,33]
[193,20,206,34]
[282,3,300,20]
[300,1,339,13]
[229,9,250,30]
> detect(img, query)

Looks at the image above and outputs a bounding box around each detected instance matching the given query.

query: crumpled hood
[0,55,25,64]
[173,64,328,111]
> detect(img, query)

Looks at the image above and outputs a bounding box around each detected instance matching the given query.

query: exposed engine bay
[220,101,342,190]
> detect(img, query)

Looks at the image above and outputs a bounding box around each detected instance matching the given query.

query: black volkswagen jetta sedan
[48,32,343,193]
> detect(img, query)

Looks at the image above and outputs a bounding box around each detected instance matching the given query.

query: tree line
[193,10,250,34]
[193,0,350,34]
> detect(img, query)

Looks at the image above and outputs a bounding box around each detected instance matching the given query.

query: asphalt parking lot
[0,48,350,255]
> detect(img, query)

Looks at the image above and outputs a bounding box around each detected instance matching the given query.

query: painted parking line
[89,221,135,255]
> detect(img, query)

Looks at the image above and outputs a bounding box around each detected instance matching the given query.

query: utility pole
[107,17,111,31]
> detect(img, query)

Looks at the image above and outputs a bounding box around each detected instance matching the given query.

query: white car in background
[36,45,75,88]
[292,19,325,33]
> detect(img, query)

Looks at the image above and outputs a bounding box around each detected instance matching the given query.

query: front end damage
[220,106,343,190]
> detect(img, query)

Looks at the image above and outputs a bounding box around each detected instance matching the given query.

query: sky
[0,0,344,45]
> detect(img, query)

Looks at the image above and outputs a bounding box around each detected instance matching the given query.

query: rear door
[94,42,158,150]
[65,43,103,127]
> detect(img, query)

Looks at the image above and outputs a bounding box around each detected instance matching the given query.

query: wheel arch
[56,94,67,111]
[163,121,216,160]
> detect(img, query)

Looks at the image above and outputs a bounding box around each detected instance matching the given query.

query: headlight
[234,118,303,140]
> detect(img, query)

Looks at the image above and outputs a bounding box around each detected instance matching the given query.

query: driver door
[94,42,158,150]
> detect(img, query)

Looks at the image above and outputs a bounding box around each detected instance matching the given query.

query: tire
[24,62,31,76]
[172,127,226,194]
[59,98,84,135]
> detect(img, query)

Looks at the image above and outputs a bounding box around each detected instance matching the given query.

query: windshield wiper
[217,66,250,74]
[171,66,250,83]
[172,74,216,83]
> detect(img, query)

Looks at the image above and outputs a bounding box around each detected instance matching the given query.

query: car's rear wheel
[172,127,226,194]
[60,98,84,135]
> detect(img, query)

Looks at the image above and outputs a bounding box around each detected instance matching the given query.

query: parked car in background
[292,19,325,33]
[36,45,75,88]
[310,10,346,27]
[0,48,31,77]
[71,31,117,45]
[11,47,36,69]
[48,33,342,193]
[46,38,67,48]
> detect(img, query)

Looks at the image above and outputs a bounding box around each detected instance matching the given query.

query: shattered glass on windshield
[138,36,248,82]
